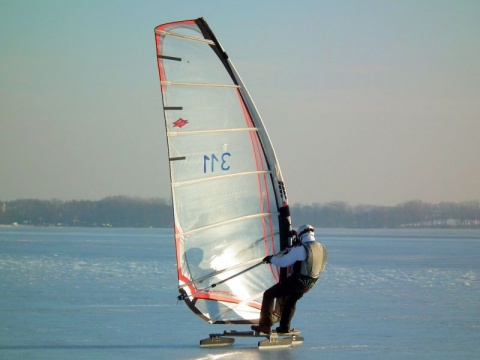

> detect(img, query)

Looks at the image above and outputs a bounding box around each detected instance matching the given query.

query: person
[251,224,327,334]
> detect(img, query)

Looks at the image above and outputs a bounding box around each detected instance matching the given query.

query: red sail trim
[193,292,262,311]
[236,100,277,258]
[155,19,196,33]
[175,225,196,296]
[236,90,279,283]
[154,33,165,93]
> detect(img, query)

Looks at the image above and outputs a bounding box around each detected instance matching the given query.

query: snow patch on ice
[322,266,478,293]
[459,272,477,286]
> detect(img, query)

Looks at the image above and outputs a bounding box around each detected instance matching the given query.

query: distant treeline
[291,200,480,228]
[0,197,172,228]
[1,197,479,228]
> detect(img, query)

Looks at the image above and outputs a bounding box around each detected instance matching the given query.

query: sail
[154,18,292,324]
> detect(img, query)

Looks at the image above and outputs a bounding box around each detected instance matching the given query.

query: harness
[292,241,327,290]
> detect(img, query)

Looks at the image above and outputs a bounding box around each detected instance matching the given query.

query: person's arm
[270,246,306,268]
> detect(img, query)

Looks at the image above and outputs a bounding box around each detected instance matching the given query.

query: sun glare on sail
[210,248,252,300]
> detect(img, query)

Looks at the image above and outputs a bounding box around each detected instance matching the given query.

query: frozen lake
[1,227,479,359]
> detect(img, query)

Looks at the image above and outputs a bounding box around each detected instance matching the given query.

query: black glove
[263,255,273,264]
[289,230,299,245]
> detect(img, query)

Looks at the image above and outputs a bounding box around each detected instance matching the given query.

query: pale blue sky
[1,0,479,205]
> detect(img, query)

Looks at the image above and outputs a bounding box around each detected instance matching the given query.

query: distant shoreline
[1,197,479,229]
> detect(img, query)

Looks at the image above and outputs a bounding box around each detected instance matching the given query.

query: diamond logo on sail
[173,118,189,128]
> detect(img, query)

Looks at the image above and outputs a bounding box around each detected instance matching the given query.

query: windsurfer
[251,224,327,334]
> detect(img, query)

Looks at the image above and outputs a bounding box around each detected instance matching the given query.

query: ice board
[200,329,303,348]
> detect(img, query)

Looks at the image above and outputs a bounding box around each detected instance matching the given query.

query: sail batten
[155,17,291,325]
[172,170,270,187]
[160,80,239,88]
[167,127,257,137]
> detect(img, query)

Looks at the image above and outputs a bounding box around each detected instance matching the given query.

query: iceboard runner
[154,18,327,349]
[200,329,303,349]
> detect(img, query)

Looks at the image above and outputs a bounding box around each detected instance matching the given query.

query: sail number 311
[204,152,231,173]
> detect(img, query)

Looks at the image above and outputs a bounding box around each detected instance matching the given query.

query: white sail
[154,18,292,324]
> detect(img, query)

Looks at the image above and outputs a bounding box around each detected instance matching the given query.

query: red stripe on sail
[237,90,279,282]
[194,292,262,311]
[174,224,196,296]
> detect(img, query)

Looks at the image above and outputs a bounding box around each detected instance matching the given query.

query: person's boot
[276,326,300,334]
[275,326,289,334]
[251,324,271,334]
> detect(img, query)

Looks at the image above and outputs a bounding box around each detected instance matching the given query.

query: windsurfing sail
[154,18,292,324]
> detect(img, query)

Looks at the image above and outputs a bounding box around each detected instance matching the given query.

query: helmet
[297,224,314,238]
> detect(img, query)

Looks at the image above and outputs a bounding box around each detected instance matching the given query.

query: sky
[1,0,479,206]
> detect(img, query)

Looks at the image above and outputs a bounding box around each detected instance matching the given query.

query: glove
[289,230,299,245]
[263,255,273,264]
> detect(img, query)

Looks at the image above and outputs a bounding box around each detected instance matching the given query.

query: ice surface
[0,227,479,359]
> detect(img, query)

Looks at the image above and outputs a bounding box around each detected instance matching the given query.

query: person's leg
[253,282,289,333]
[278,291,304,331]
